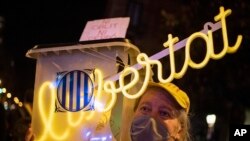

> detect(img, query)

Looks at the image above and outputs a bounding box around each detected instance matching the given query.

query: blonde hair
[177,109,190,141]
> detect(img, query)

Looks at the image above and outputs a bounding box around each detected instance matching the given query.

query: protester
[130,82,190,141]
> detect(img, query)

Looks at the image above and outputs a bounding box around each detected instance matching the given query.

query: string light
[7,93,11,98]
[2,88,6,93]
[14,97,19,104]
[18,102,23,107]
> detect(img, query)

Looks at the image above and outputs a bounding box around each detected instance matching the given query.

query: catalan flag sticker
[56,70,94,112]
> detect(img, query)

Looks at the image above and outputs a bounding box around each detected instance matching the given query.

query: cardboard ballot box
[26,38,140,141]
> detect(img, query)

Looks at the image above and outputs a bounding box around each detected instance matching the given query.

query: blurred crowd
[0,89,33,141]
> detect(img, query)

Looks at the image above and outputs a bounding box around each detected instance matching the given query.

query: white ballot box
[26,38,140,141]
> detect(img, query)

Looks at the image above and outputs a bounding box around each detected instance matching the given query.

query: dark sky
[0,0,250,107]
[0,1,107,98]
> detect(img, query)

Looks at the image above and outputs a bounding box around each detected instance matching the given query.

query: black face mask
[130,115,169,141]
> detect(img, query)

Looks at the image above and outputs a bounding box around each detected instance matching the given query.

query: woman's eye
[139,106,151,113]
[159,110,171,118]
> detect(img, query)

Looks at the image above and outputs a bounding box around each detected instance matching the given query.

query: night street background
[0,0,250,141]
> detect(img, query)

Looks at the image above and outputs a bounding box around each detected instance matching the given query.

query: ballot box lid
[26,38,140,59]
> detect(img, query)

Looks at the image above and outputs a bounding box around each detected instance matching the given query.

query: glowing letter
[214,6,242,54]
[120,67,140,99]
[162,34,180,79]
[186,32,211,69]
[38,82,69,141]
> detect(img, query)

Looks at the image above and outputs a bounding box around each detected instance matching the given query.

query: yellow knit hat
[148,82,190,113]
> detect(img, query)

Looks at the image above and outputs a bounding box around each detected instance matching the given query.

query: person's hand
[25,127,34,141]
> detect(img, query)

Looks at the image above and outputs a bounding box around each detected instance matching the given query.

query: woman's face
[134,87,182,141]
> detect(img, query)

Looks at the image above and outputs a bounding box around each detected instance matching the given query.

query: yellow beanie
[148,82,190,113]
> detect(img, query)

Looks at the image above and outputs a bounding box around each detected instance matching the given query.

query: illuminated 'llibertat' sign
[102,6,242,112]
[36,6,243,140]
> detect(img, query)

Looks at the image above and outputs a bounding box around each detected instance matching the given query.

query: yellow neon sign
[214,7,242,54]
[100,6,242,113]
[37,82,70,141]
[35,6,243,140]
